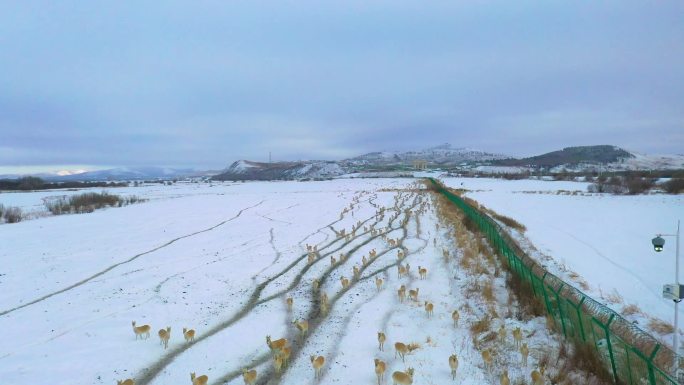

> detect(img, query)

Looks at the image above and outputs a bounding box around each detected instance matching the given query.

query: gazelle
[117,380,134,385]
[531,369,543,385]
[353,265,360,280]
[397,285,406,302]
[266,335,288,356]
[183,327,196,343]
[375,277,383,291]
[190,372,208,385]
[405,263,411,276]
[158,326,171,349]
[132,321,151,340]
[418,266,427,280]
[293,319,309,340]
[520,343,529,367]
[482,349,493,372]
[397,250,404,259]
[452,310,460,327]
[273,354,284,375]
[286,297,293,311]
[374,358,386,385]
[408,287,419,302]
[377,331,386,351]
[279,345,291,367]
[310,355,325,380]
[389,239,396,247]
[362,255,368,266]
[397,264,407,278]
[500,370,510,385]
[307,244,313,252]
[512,327,522,347]
[242,368,257,385]
[308,252,316,264]
[394,342,419,363]
[313,279,320,292]
[330,255,336,266]
[391,367,414,385]
[449,354,458,380]
[498,324,506,344]
[340,276,350,289]
[424,301,434,318]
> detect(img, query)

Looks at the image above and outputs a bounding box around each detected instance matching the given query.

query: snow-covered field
[441,177,684,348]
[1,178,642,385]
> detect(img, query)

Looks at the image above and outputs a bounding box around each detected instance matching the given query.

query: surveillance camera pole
[658,219,682,375]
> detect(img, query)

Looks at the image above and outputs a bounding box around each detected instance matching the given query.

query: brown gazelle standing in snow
[132,321,151,340]
[512,327,522,348]
[293,319,309,340]
[398,285,406,303]
[242,368,257,385]
[183,327,196,343]
[482,349,493,372]
[452,310,460,327]
[273,354,284,375]
[520,343,529,367]
[531,369,543,385]
[266,335,288,356]
[158,326,171,349]
[117,379,134,385]
[190,372,208,385]
[377,331,386,351]
[424,301,434,318]
[408,287,419,302]
[375,277,383,291]
[340,276,350,289]
[286,297,293,311]
[449,354,459,380]
[310,355,325,380]
[374,358,386,385]
[394,342,418,363]
[391,367,414,385]
[500,370,510,385]
[418,266,428,280]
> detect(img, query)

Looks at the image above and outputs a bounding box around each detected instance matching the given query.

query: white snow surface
[0,178,612,385]
[441,177,684,348]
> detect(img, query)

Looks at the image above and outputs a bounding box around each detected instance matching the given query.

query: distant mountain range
[2,144,683,182]
[0,167,216,181]
[213,144,684,180]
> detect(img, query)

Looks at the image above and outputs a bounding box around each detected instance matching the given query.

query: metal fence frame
[429,178,679,385]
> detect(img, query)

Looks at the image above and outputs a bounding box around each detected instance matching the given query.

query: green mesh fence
[428,178,679,385]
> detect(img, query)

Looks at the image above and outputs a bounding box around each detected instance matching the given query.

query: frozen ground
[0,178,583,385]
[441,176,684,349]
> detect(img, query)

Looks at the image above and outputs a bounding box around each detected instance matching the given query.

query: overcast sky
[1,1,683,173]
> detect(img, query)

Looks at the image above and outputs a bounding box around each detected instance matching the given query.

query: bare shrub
[3,206,23,223]
[482,280,495,303]
[648,318,674,335]
[470,315,492,336]
[621,304,643,317]
[45,192,146,215]
[663,178,684,194]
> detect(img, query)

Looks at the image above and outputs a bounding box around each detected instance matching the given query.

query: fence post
[576,296,587,342]
[605,314,619,383]
[553,283,568,337]
[541,272,553,314]
[648,344,660,385]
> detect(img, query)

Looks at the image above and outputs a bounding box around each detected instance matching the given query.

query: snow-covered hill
[347,143,509,166]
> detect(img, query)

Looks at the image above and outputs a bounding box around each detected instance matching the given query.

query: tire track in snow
[0,200,265,317]
[137,208,381,385]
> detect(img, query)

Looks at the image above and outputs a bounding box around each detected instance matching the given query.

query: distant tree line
[0,176,127,191]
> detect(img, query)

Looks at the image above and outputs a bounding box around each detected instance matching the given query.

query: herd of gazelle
[117,322,197,385]
[119,191,544,384]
